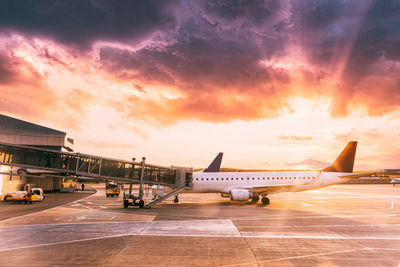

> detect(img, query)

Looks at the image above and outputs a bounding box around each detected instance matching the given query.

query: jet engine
[230,189,250,201]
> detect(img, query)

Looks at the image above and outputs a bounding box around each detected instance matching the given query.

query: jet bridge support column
[139,157,145,199]
[128,183,133,196]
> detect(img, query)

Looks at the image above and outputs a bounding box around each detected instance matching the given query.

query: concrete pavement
[0,185,400,266]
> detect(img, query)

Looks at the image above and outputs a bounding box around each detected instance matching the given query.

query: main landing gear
[251,195,259,202]
[174,195,179,203]
[251,195,270,205]
[261,197,270,205]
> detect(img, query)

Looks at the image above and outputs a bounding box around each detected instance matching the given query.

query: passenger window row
[195,176,316,181]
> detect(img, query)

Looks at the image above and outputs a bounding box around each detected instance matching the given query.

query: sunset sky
[0,0,399,170]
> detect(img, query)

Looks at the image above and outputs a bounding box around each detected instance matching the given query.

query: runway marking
[0,233,134,253]
[86,202,93,204]
[117,210,398,222]
[299,202,314,207]
[223,247,374,266]
[391,201,394,209]
[0,194,95,223]
[238,224,400,228]
[3,224,400,252]
[73,202,94,211]
[99,206,107,209]
[239,233,400,240]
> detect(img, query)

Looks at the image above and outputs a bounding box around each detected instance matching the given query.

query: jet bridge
[0,142,193,207]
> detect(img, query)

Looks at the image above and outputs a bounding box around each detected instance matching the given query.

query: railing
[0,142,180,186]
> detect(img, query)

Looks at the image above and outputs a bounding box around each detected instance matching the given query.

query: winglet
[204,152,223,172]
[323,141,357,173]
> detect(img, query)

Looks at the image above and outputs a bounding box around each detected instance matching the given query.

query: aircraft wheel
[139,200,144,208]
[174,196,179,203]
[251,196,259,202]
[261,197,270,205]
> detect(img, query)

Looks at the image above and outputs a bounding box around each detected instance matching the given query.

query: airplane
[391,178,400,186]
[185,141,361,205]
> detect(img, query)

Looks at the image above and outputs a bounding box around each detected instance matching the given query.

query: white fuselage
[189,171,351,195]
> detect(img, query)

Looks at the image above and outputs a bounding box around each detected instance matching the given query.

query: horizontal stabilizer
[204,152,223,172]
[323,141,357,173]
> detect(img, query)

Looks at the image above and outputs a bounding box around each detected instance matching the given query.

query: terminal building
[0,114,73,194]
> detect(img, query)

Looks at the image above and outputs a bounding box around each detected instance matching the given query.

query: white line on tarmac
[223,247,374,266]
[99,206,107,209]
[238,224,400,228]
[73,202,94,211]
[299,202,314,207]
[0,233,134,253]
[0,194,95,223]
[3,231,400,252]
[86,202,93,204]
[391,201,394,209]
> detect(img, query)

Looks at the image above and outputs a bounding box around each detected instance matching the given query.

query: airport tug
[3,184,45,204]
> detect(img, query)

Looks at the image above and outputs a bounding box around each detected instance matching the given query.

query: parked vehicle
[3,187,45,204]
[106,182,120,197]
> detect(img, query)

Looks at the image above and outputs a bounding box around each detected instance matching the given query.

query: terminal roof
[0,114,66,137]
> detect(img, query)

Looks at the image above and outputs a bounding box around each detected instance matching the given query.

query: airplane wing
[338,172,378,179]
[242,183,310,194]
[338,170,400,179]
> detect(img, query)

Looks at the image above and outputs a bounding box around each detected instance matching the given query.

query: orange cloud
[278,135,313,141]
[0,50,57,121]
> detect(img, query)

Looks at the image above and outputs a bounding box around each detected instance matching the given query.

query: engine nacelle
[230,189,250,201]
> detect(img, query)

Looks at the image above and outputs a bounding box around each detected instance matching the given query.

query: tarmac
[0,184,400,266]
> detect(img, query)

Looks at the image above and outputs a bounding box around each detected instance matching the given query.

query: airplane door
[317,171,324,185]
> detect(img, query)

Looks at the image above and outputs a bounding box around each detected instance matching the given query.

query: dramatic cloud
[0,0,399,126]
[0,0,178,50]
[0,48,57,120]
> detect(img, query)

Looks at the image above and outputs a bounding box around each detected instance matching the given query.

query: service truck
[106,182,120,197]
[3,187,45,204]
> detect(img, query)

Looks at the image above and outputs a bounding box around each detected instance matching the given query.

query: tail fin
[204,152,223,172]
[323,141,357,173]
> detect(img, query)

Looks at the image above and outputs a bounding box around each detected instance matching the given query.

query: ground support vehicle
[123,194,144,208]
[106,183,120,197]
[3,188,45,204]
[106,188,120,197]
